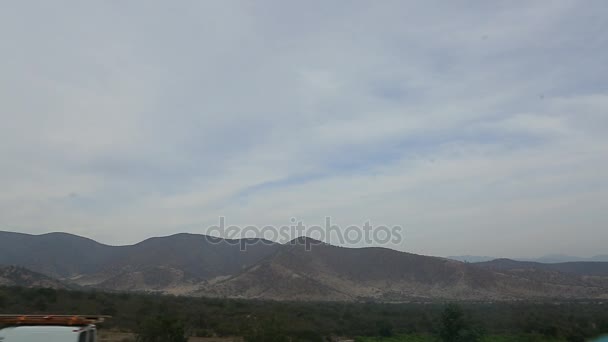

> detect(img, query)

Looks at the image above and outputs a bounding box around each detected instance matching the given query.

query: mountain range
[449,254,608,263]
[1,231,607,301]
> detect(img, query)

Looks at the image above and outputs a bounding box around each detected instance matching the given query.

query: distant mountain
[476,258,608,277]
[519,254,608,263]
[592,255,608,262]
[1,231,608,301]
[447,255,496,263]
[0,265,69,289]
[0,231,279,293]
[448,254,608,264]
[0,231,118,278]
[521,254,590,263]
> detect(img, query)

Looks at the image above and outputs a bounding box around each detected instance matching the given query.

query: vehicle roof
[0,315,108,326]
[0,325,93,332]
[0,325,94,341]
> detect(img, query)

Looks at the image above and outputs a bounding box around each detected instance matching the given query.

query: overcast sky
[1,1,607,258]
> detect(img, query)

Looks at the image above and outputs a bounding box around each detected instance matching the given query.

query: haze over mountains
[1,231,607,301]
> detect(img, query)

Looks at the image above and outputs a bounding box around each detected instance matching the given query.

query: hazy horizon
[1,1,607,258]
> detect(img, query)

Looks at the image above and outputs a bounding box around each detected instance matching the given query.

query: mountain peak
[286,236,325,246]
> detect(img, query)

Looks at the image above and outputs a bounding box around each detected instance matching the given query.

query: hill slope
[0,265,69,289]
[0,231,279,291]
[198,238,608,301]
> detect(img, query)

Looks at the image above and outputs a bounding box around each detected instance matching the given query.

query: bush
[0,292,7,308]
[439,304,482,342]
[376,319,394,337]
[135,316,187,342]
[243,317,289,342]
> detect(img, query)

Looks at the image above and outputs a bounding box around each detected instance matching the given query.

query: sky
[1,1,607,258]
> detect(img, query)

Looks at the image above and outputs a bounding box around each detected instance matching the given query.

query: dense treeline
[1,286,608,341]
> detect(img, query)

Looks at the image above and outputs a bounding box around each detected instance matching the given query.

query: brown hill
[0,231,279,291]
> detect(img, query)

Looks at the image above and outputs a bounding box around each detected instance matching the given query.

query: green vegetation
[438,303,482,342]
[355,334,437,341]
[1,286,607,341]
[135,316,187,342]
[355,334,569,341]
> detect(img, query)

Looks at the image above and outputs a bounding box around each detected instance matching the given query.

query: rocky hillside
[197,237,608,301]
[0,265,69,289]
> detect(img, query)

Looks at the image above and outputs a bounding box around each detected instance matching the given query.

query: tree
[0,292,7,308]
[34,298,48,311]
[136,316,187,342]
[439,304,482,342]
[376,319,393,337]
[243,316,289,342]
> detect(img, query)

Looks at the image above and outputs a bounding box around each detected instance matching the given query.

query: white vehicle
[0,315,109,342]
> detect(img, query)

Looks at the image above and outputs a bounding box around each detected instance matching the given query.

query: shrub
[135,316,187,342]
[439,304,482,342]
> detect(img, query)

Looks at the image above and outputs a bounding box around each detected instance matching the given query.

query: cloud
[0,1,606,257]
